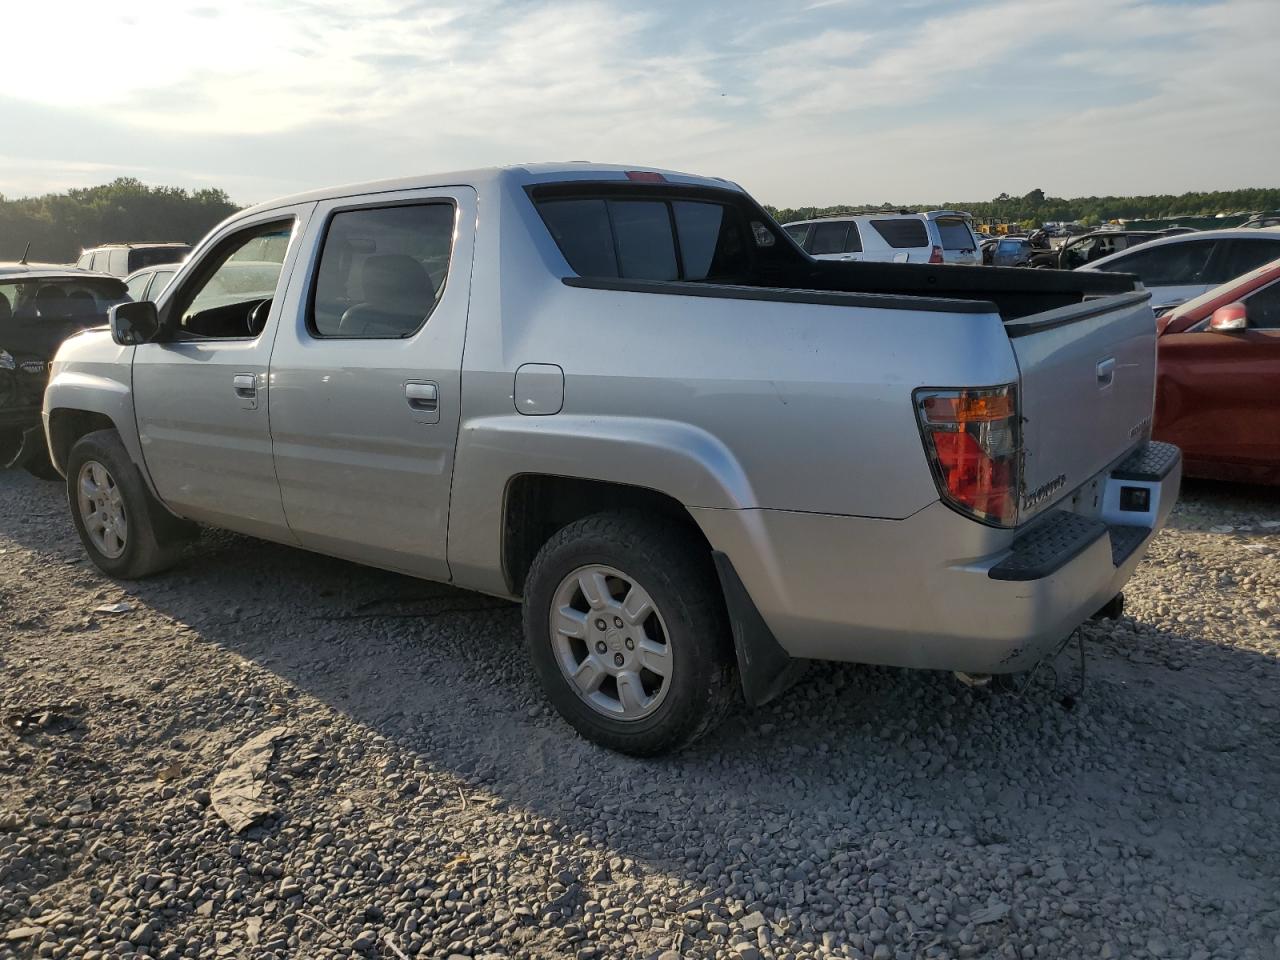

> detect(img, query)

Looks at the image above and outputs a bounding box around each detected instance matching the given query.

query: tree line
[767,187,1280,228]
[4,180,1279,265]
[0,178,240,264]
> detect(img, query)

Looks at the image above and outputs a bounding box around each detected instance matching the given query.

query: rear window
[536,194,754,282]
[130,246,190,271]
[870,218,929,249]
[936,218,975,250]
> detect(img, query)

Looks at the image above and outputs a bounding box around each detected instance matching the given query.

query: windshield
[0,277,129,354]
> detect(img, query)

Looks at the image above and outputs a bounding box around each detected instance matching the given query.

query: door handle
[233,374,257,398]
[405,381,438,410]
[1096,357,1116,387]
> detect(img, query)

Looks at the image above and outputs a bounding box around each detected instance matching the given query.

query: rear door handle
[1096,357,1116,387]
[405,380,440,423]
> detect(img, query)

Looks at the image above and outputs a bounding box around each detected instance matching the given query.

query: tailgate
[1006,291,1156,522]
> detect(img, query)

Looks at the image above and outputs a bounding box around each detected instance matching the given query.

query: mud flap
[711,551,807,707]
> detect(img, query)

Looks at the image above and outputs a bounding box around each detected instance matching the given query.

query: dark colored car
[1154,257,1280,485]
[75,242,190,278]
[0,266,129,477]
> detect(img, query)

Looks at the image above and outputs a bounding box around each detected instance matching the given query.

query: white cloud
[0,0,1276,205]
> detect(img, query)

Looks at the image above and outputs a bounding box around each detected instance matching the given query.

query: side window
[108,249,130,275]
[309,203,455,339]
[1244,280,1280,329]
[1211,240,1280,283]
[149,271,176,298]
[935,218,975,250]
[784,224,810,249]
[125,272,152,301]
[843,223,863,253]
[172,220,293,339]
[870,218,928,249]
[77,252,93,269]
[89,251,109,272]
[1094,241,1213,285]
[809,221,849,256]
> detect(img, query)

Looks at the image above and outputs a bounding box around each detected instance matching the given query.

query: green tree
[0,179,241,263]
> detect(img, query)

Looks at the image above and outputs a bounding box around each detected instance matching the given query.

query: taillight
[928,245,944,264]
[914,385,1020,526]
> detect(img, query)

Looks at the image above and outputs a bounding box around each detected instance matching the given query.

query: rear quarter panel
[446,177,1022,590]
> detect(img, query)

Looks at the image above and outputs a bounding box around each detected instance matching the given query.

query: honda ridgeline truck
[43,165,1181,754]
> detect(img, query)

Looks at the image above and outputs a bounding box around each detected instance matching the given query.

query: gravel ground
[2,470,1279,960]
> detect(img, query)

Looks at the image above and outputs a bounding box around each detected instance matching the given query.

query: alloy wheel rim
[550,564,672,721]
[77,460,128,559]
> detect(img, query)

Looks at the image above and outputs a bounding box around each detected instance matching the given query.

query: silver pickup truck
[43,164,1181,754]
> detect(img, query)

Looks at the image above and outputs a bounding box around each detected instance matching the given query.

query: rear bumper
[695,441,1181,675]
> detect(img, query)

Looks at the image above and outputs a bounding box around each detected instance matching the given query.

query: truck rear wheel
[66,430,193,579]
[522,511,737,755]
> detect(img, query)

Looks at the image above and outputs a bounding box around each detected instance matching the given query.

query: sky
[0,0,1277,208]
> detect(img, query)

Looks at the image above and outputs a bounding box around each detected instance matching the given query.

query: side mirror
[1208,302,1248,332]
[109,301,161,345]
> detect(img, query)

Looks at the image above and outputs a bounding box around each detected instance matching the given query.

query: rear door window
[809,222,849,256]
[870,218,928,249]
[309,203,455,339]
[936,218,975,250]
[108,249,129,275]
[1210,239,1280,283]
[89,251,108,272]
[843,223,863,253]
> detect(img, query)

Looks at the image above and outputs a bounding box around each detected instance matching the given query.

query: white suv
[782,210,981,265]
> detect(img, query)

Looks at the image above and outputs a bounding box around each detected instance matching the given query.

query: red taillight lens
[915,385,1020,526]
[625,171,667,183]
[928,245,944,264]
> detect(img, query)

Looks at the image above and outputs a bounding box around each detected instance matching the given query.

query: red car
[1154,258,1280,484]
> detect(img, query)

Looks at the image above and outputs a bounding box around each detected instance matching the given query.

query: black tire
[522,511,738,756]
[66,429,194,578]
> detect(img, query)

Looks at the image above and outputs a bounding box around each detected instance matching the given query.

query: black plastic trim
[562,276,996,314]
[711,551,807,707]
[1109,525,1150,567]
[988,512,1108,581]
[1111,441,1181,481]
[1003,289,1151,338]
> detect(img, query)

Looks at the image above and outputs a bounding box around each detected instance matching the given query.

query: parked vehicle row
[1081,228,1280,312]
[42,164,1178,754]
[782,210,981,265]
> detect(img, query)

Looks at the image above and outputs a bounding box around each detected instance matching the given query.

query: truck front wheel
[66,430,193,579]
[522,511,738,755]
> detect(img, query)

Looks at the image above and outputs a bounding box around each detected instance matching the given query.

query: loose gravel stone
[0,473,1277,960]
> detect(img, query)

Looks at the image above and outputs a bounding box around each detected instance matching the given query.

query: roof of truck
[237,164,744,219]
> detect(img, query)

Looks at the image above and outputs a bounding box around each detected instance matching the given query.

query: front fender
[446,413,758,594]
[43,362,145,482]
